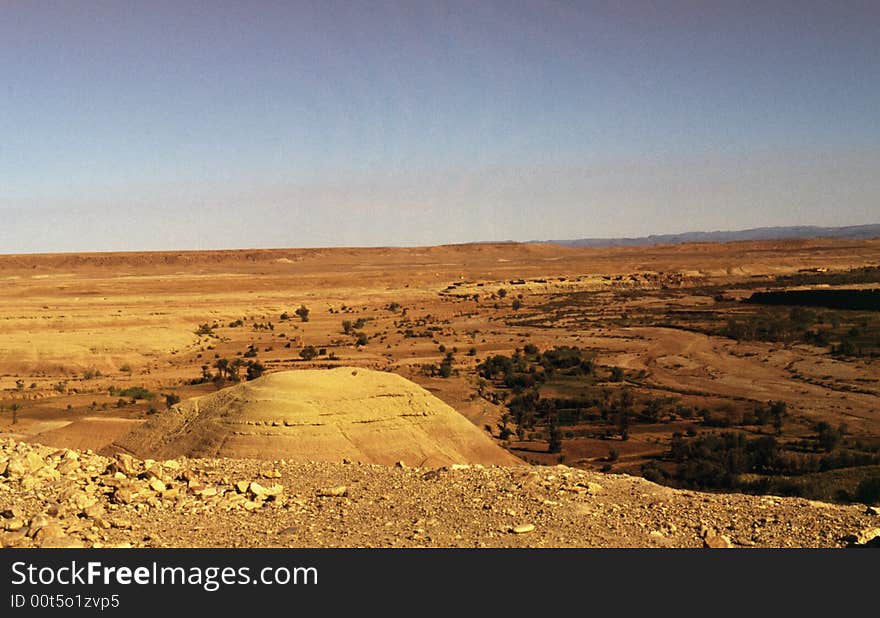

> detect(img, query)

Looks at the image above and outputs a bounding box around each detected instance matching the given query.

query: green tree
[816,421,843,452]
[214,358,230,380]
[438,352,454,378]
[771,400,787,435]
[855,476,880,505]
[548,416,563,453]
[497,413,513,440]
[246,361,265,381]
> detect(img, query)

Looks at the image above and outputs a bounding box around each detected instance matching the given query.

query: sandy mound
[109,368,521,467]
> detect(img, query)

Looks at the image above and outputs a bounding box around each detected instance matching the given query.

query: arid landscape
[1,238,879,548]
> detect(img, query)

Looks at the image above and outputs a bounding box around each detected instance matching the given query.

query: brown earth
[1,239,879,547]
[2,238,878,450]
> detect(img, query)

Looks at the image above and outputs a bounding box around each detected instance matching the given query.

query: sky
[1,1,878,252]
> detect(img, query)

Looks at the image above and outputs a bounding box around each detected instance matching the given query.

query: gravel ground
[1,439,878,548]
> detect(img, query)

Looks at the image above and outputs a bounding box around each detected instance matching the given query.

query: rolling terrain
[1,237,879,547]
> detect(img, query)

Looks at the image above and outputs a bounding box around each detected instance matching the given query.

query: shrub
[295,305,310,322]
[816,421,844,452]
[855,477,880,505]
[115,386,155,400]
[438,353,453,378]
[245,361,265,381]
[548,418,563,453]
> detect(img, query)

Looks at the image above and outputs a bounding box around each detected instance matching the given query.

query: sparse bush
[115,386,155,400]
[245,361,265,381]
[548,418,563,453]
[299,346,318,361]
[295,305,310,322]
[438,352,454,378]
[855,476,880,505]
[816,421,845,452]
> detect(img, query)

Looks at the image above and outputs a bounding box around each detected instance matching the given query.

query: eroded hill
[109,368,520,467]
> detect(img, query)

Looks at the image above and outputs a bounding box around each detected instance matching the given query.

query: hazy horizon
[2,2,879,253]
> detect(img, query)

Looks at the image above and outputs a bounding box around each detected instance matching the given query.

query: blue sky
[1,1,878,252]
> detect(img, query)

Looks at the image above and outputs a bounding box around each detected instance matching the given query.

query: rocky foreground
[1,439,878,548]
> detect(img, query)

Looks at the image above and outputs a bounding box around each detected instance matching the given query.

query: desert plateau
[1,238,879,548]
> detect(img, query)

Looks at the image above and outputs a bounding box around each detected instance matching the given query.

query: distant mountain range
[540,224,880,248]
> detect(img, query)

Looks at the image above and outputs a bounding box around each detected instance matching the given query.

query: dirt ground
[2,439,878,548]
[0,238,878,473]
